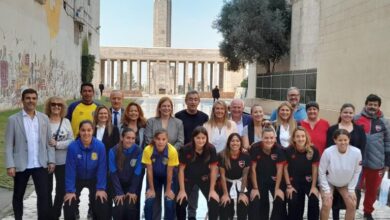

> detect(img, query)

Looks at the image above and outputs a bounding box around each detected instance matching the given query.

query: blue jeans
[144,175,177,220]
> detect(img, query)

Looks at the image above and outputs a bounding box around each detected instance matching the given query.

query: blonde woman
[284,127,320,220]
[203,100,237,153]
[144,96,184,149]
[242,104,264,149]
[273,102,297,148]
[44,96,74,219]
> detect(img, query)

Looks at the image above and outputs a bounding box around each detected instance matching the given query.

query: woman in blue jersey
[63,120,108,220]
[109,128,143,220]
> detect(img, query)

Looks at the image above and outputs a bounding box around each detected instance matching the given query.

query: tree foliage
[213,0,291,73]
[81,38,95,83]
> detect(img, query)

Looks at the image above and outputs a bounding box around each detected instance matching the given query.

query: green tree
[81,38,95,83]
[213,0,291,73]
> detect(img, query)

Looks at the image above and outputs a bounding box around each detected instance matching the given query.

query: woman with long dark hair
[63,120,108,220]
[176,126,220,220]
[219,133,250,220]
[326,103,366,219]
[320,129,362,220]
[109,128,143,220]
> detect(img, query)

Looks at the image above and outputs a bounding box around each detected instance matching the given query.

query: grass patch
[0,96,136,188]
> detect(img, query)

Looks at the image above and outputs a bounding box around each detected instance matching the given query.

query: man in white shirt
[5,88,55,220]
[109,90,124,128]
[229,99,252,136]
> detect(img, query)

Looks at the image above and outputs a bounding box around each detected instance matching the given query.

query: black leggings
[248,182,287,220]
[287,181,319,220]
[63,179,108,220]
[176,179,219,220]
[218,183,248,220]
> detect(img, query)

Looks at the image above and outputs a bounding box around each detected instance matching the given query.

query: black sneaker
[364,213,374,220]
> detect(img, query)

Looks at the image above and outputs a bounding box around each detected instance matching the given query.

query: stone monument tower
[151,0,174,94]
[153,0,172,47]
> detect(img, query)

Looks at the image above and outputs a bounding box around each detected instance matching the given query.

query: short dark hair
[80,82,94,93]
[333,128,351,140]
[305,101,319,111]
[365,94,381,106]
[21,88,38,100]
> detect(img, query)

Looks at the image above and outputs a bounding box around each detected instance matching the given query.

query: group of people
[5,84,390,220]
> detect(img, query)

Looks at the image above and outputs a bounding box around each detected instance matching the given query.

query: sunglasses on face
[50,103,62,107]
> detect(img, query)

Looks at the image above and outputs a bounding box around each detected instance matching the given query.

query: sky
[100,0,225,49]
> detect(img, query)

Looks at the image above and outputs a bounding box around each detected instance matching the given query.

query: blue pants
[144,175,176,220]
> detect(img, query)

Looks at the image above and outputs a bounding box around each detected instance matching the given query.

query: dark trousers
[248,182,287,220]
[187,185,199,218]
[176,179,219,220]
[63,179,108,220]
[144,175,177,220]
[220,198,248,220]
[113,197,138,220]
[48,164,66,220]
[287,181,319,220]
[13,167,50,220]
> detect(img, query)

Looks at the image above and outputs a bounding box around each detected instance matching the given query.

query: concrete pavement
[1,96,389,219]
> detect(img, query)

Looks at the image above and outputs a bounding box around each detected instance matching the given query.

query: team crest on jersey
[152,158,156,163]
[305,176,312,182]
[130,159,137,167]
[271,154,277,160]
[375,125,382,132]
[271,176,276,181]
[186,154,192,160]
[162,158,168,165]
[91,152,98,160]
[257,155,261,160]
[291,154,296,160]
[306,152,313,160]
[77,154,82,159]
[238,160,246,168]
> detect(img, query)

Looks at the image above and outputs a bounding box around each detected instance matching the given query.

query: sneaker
[364,213,374,220]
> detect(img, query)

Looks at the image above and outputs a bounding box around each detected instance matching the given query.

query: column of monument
[127,60,131,90]
[184,61,189,93]
[193,61,198,91]
[147,60,151,94]
[106,59,111,88]
[100,60,105,86]
[175,61,179,94]
[202,62,208,92]
[117,59,122,90]
[137,60,141,90]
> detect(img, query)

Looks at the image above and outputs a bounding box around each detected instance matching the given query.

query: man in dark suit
[229,98,252,136]
[5,88,55,220]
[109,90,124,128]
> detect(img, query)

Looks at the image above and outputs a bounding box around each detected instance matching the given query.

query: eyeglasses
[50,103,62,107]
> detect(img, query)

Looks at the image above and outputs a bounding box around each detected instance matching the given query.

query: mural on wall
[44,0,62,39]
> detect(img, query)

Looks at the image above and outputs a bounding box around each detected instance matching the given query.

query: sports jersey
[218,152,250,180]
[142,143,179,177]
[179,143,218,181]
[250,142,286,184]
[65,137,106,193]
[285,146,319,183]
[109,144,143,195]
[66,100,99,136]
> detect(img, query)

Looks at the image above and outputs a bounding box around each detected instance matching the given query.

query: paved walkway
[1,96,390,219]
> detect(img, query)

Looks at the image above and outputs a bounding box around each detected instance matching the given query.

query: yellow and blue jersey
[66,100,99,136]
[142,143,179,177]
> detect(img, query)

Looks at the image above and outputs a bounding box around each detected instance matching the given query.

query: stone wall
[0,0,100,111]
[290,0,320,70]
[317,0,390,118]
